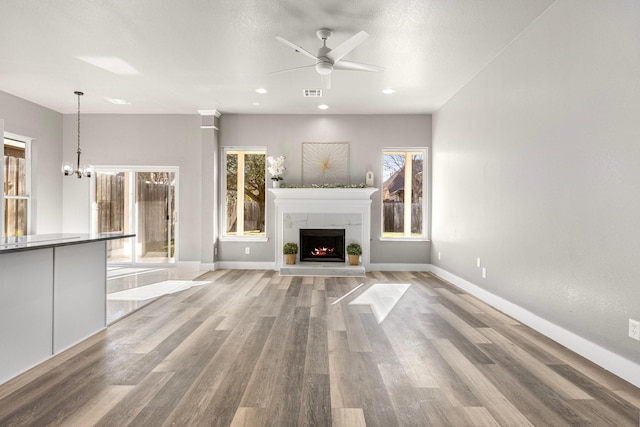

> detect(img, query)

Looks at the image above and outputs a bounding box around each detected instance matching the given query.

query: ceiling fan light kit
[315,62,333,75]
[275,28,384,90]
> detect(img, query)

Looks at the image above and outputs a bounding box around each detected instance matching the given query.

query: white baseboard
[368,263,431,272]
[213,261,275,270]
[176,261,201,270]
[430,265,640,389]
[200,262,431,273]
[199,262,216,271]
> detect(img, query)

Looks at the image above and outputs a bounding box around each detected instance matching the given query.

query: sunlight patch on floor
[348,283,411,323]
[107,280,211,301]
[107,267,163,279]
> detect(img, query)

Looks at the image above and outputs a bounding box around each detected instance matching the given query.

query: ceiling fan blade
[270,64,317,74]
[327,31,369,63]
[276,36,319,61]
[333,60,384,73]
[321,73,331,90]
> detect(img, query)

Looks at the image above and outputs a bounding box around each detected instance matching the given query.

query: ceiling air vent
[303,89,323,97]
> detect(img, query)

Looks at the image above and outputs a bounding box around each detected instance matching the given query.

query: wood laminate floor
[0,270,638,426]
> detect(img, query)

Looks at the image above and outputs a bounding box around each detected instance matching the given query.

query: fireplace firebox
[299,229,345,262]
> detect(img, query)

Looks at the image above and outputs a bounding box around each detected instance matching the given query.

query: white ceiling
[0,0,555,115]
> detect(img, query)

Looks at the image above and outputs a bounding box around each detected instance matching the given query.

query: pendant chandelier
[61,91,92,178]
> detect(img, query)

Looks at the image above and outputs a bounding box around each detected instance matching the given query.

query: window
[382,149,427,239]
[3,136,30,237]
[223,147,266,238]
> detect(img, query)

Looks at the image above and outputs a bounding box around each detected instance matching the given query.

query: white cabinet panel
[0,249,53,384]
[53,241,106,352]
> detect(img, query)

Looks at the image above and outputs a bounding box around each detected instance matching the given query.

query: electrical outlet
[245,247,250,255]
[481,267,487,279]
[477,257,481,268]
[438,252,441,260]
[629,319,640,341]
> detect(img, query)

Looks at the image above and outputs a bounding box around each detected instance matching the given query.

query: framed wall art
[301,142,350,185]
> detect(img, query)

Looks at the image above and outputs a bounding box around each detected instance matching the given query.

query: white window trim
[218,235,269,242]
[379,147,429,242]
[2,132,32,238]
[220,146,268,241]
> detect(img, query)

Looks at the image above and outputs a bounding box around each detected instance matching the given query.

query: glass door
[135,171,175,263]
[93,167,177,265]
[94,171,132,262]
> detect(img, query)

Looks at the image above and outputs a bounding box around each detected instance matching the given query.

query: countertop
[0,233,135,254]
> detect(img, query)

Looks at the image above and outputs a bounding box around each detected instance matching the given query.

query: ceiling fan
[275,28,384,89]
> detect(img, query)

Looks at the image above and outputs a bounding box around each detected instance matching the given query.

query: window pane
[410,153,424,235]
[96,172,126,233]
[383,153,406,235]
[243,153,265,234]
[382,151,424,238]
[95,172,132,262]
[4,198,27,237]
[226,153,238,234]
[4,141,26,196]
[4,139,28,238]
[136,172,175,263]
[224,150,266,237]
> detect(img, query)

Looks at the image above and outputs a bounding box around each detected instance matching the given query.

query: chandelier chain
[76,91,82,155]
[62,90,90,178]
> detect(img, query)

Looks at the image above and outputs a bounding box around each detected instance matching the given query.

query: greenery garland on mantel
[279,183,369,189]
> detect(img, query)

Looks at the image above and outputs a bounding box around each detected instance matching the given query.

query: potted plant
[346,242,362,266]
[283,242,298,264]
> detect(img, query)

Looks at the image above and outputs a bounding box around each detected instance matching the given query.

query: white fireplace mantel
[269,187,378,272]
[270,187,378,201]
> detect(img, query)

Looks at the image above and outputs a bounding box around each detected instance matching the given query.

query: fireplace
[270,187,378,272]
[300,229,345,262]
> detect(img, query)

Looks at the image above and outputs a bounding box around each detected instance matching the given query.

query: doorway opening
[92,167,178,266]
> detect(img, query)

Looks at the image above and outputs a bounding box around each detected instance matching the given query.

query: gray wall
[0,91,63,234]
[2,97,431,266]
[61,114,203,262]
[432,1,640,362]
[219,114,432,264]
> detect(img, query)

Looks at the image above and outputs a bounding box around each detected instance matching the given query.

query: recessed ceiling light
[382,88,396,94]
[253,102,260,106]
[255,88,268,94]
[105,97,130,105]
[77,56,139,75]
[318,104,329,110]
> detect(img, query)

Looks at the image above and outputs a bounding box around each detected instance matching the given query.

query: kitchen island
[0,233,133,384]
